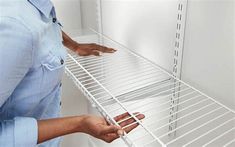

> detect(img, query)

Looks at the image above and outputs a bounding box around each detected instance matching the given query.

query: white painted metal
[96,0,103,34]
[169,0,188,137]
[65,30,235,147]
[172,0,188,78]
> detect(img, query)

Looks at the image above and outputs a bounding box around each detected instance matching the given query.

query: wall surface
[51,0,82,37]
[100,0,179,72]
[80,0,99,31]
[181,0,235,110]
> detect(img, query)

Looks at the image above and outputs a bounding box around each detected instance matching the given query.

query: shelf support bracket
[169,0,188,138]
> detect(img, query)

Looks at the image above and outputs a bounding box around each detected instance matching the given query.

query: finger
[102,47,116,53]
[123,122,139,134]
[119,116,136,128]
[114,112,130,122]
[93,45,116,53]
[119,114,145,128]
[123,114,145,134]
[100,125,120,135]
[117,112,140,124]
[115,112,143,124]
[91,50,100,56]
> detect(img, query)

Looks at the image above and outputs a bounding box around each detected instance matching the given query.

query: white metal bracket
[96,0,104,44]
[169,0,188,137]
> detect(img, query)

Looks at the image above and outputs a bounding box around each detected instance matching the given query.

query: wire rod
[96,78,175,102]
[165,110,230,145]
[90,28,235,114]
[183,117,235,147]
[132,100,215,142]
[224,138,235,147]
[65,30,235,147]
[65,67,135,146]
[202,127,235,147]
[117,91,197,125]
[67,53,166,146]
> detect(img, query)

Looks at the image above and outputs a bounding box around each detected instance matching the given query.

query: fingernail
[117,130,124,136]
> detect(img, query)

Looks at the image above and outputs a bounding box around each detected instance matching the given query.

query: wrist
[63,39,79,51]
[75,115,89,133]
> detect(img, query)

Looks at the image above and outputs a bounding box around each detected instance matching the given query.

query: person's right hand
[80,112,145,143]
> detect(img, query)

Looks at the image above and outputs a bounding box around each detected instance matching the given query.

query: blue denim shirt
[0,0,67,146]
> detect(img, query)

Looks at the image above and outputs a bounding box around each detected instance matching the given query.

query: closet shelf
[65,30,235,147]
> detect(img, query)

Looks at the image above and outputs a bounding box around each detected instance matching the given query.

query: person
[0,0,144,146]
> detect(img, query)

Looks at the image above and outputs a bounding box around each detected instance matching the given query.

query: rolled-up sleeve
[0,117,38,147]
[0,17,38,146]
[14,117,38,146]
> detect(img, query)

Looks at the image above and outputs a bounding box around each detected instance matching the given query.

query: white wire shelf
[65,30,235,147]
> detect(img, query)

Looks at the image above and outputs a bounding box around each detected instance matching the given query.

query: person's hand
[75,43,116,56]
[81,112,145,143]
[62,31,116,56]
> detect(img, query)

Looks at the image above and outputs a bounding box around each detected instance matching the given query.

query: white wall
[80,0,99,31]
[51,0,82,37]
[181,0,235,110]
[100,0,179,72]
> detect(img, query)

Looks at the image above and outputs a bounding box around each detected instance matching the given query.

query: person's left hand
[74,43,116,56]
[80,112,145,143]
[62,31,116,56]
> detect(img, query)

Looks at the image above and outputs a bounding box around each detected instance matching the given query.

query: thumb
[100,125,121,135]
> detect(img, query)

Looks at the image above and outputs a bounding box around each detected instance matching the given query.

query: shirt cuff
[14,117,38,147]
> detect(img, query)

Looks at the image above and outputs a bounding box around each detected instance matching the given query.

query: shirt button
[52,18,57,23]
[60,59,64,65]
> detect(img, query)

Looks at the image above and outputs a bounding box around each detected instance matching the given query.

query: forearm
[37,116,85,144]
[62,31,78,51]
